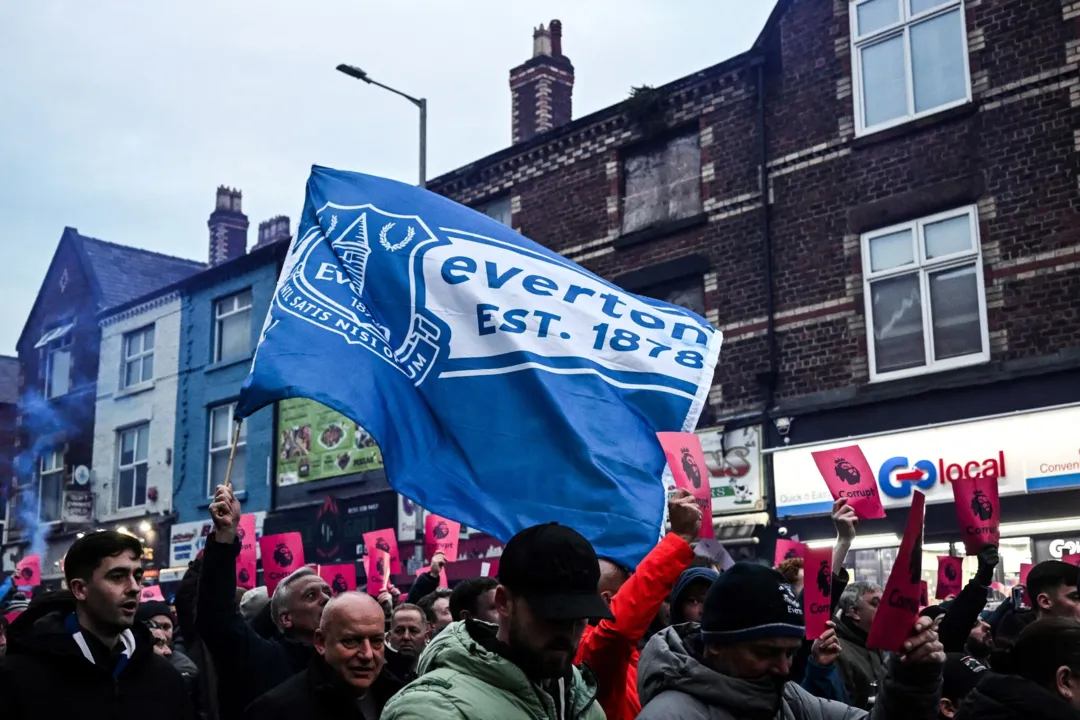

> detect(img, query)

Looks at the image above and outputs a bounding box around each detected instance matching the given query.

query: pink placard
[774,538,806,567]
[319,563,357,595]
[363,528,402,574]
[867,491,926,652]
[236,514,258,589]
[919,580,929,609]
[802,545,833,640]
[425,514,461,563]
[15,554,41,587]
[810,445,886,520]
[417,565,449,588]
[936,556,963,599]
[950,473,1001,555]
[657,432,715,538]
[259,532,306,594]
[140,585,165,602]
[366,549,391,592]
[1063,554,1080,567]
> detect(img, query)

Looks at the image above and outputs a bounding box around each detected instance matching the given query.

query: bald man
[243,592,403,720]
[574,488,702,720]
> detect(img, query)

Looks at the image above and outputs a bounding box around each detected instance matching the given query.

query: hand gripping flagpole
[223,420,244,490]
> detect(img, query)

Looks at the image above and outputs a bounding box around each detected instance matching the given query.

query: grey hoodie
[637,624,942,720]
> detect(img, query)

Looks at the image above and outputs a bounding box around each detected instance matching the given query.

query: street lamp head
[336,64,371,83]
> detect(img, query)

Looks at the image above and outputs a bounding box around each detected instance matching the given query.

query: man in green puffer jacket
[381,523,611,720]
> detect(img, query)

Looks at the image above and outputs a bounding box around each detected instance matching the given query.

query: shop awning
[713,512,769,544]
[33,322,74,349]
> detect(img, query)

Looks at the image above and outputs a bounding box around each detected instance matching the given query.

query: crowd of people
[1,483,1078,719]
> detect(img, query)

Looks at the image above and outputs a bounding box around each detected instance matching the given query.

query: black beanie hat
[135,600,173,625]
[701,562,804,644]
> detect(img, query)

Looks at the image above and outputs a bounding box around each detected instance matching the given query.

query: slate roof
[0,355,18,405]
[72,230,206,311]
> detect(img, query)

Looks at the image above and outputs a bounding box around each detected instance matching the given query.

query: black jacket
[955,673,1080,720]
[243,654,403,720]
[0,595,194,720]
[938,577,990,654]
[196,535,316,719]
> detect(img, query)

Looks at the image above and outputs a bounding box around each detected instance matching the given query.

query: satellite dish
[73,465,91,487]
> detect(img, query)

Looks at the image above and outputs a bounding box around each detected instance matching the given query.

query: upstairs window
[478,196,511,226]
[37,324,74,399]
[208,403,246,494]
[862,206,989,381]
[621,133,701,235]
[122,325,155,388]
[640,276,706,318]
[851,0,970,134]
[214,290,253,363]
[117,425,150,509]
[39,450,64,523]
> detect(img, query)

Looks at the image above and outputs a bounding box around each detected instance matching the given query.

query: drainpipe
[752,56,778,420]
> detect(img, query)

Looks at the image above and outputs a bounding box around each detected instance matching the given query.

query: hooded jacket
[0,594,194,720]
[243,653,404,720]
[954,673,1080,720]
[574,531,695,720]
[636,623,942,720]
[196,535,316,719]
[833,615,888,710]
[381,619,606,720]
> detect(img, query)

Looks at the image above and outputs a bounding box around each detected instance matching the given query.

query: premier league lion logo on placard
[944,562,958,582]
[680,447,702,489]
[433,521,450,540]
[332,573,349,595]
[971,489,994,521]
[19,567,33,582]
[833,457,861,486]
[375,537,392,553]
[817,561,831,597]
[273,543,294,568]
[909,535,923,585]
[238,567,251,584]
[275,204,442,385]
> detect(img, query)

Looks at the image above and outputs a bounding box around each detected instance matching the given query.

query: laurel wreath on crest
[380,222,415,252]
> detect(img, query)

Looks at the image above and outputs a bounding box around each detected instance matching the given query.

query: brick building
[428,2,1080,584]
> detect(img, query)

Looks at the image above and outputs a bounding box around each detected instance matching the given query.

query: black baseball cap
[498,523,614,622]
[942,653,988,702]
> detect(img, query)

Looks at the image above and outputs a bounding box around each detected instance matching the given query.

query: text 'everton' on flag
[237,166,722,568]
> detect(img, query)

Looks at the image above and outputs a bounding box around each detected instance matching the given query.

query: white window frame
[208,402,246,495]
[213,289,253,363]
[121,325,155,389]
[45,333,73,399]
[38,450,65,524]
[850,0,972,136]
[116,424,150,510]
[862,205,990,382]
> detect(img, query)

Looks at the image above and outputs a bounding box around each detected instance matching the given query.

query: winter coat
[196,535,316,719]
[636,623,942,720]
[937,576,990,654]
[574,531,694,720]
[0,595,195,720]
[801,658,852,705]
[243,654,403,720]
[833,616,888,710]
[954,673,1080,720]
[381,619,606,720]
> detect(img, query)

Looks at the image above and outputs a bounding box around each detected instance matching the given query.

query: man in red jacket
[574,488,702,720]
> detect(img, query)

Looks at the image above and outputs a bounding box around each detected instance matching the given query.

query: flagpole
[224,420,244,490]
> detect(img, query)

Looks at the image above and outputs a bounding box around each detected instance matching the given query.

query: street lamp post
[336,64,427,188]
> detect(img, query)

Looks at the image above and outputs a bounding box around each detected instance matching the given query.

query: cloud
[0,0,776,355]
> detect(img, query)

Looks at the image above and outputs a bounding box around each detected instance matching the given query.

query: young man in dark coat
[0,531,194,720]
[244,592,402,719]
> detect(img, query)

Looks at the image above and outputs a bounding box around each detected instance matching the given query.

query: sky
[0,1,777,356]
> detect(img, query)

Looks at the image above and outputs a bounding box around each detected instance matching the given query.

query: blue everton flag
[237,166,722,568]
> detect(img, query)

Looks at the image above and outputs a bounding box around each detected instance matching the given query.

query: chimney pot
[510,19,574,144]
[208,185,249,265]
[550,19,563,56]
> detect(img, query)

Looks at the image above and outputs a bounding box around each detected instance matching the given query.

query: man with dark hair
[197,483,331,718]
[384,603,429,683]
[1026,560,1080,620]
[449,577,498,623]
[937,653,987,719]
[416,587,453,635]
[382,522,609,720]
[0,531,194,719]
[244,592,403,719]
[137,601,201,710]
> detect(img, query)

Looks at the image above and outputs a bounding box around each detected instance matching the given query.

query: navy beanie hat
[135,600,174,625]
[670,567,719,624]
[701,562,804,644]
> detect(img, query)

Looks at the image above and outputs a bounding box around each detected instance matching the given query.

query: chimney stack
[207,186,249,265]
[509,19,574,144]
[254,215,291,249]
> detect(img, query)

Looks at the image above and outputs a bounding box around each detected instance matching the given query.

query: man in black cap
[937,653,987,719]
[637,562,945,720]
[381,522,610,720]
[137,600,201,711]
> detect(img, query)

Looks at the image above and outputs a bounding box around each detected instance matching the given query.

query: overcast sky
[0,1,777,356]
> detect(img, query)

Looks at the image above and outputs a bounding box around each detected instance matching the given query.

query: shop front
[772,404,1080,599]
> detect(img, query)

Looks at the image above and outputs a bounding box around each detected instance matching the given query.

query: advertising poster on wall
[276,398,384,486]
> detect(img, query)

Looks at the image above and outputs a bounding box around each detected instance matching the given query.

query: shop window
[122,325,155,388]
[214,289,253,363]
[621,132,701,235]
[117,425,149,509]
[477,196,511,226]
[639,276,706,318]
[851,0,970,135]
[862,206,988,382]
[39,450,64,523]
[209,403,246,494]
